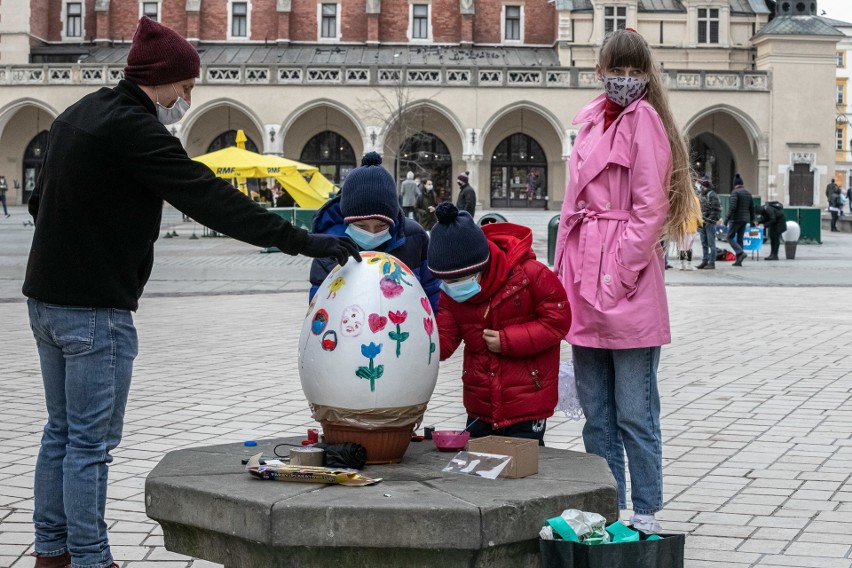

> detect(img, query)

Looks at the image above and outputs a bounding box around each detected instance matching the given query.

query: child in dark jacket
[428,203,571,444]
[308,152,440,312]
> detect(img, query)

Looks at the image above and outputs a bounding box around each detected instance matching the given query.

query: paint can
[290,447,325,467]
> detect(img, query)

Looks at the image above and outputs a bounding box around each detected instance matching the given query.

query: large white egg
[299,251,439,426]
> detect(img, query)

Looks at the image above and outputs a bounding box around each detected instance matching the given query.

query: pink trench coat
[554,93,672,349]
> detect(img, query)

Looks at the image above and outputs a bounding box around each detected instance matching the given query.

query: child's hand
[483,329,501,353]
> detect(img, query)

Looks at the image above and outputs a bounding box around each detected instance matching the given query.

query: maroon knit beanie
[123,17,200,86]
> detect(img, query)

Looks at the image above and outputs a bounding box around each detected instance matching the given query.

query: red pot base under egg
[321,421,414,464]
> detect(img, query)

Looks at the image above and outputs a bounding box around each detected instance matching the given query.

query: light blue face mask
[345,223,391,250]
[440,275,481,303]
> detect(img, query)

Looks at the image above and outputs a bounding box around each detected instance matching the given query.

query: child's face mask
[345,223,391,250]
[440,274,481,303]
[601,74,648,108]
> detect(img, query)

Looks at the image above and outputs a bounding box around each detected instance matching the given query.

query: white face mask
[156,84,190,125]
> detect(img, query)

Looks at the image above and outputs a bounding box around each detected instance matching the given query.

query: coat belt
[564,208,631,306]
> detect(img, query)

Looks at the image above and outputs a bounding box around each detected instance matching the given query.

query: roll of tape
[290,447,325,466]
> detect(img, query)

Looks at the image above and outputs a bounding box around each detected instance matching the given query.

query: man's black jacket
[24,80,308,310]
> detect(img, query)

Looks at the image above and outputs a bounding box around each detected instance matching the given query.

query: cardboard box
[467,436,539,478]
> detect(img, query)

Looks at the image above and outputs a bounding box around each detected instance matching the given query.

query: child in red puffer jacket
[427,203,571,444]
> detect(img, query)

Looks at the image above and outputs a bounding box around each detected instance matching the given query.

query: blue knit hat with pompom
[340,152,400,226]
[427,203,490,279]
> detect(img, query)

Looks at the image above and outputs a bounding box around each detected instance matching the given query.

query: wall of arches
[0,93,765,210]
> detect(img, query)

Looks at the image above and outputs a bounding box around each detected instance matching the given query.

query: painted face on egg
[341,305,365,336]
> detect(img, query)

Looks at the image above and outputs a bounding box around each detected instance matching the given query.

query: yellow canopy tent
[269,156,337,198]
[192,130,332,208]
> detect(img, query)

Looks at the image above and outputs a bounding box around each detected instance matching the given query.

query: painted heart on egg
[368,314,388,333]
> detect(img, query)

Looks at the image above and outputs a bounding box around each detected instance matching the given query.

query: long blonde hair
[599,30,701,243]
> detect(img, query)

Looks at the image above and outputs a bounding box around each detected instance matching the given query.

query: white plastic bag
[555,360,584,421]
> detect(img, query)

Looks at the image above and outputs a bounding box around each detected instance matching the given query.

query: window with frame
[838,84,845,105]
[66,2,82,37]
[839,51,846,68]
[836,127,844,152]
[231,2,248,37]
[321,3,337,38]
[142,2,159,20]
[504,6,521,41]
[412,4,429,39]
[604,6,626,34]
[697,8,719,44]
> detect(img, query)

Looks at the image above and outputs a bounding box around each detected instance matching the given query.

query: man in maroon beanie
[23,17,358,568]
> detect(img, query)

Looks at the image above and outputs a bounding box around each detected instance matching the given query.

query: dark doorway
[490,133,548,208]
[789,163,813,206]
[207,129,259,153]
[22,131,49,204]
[299,131,357,185]
[396,132,452,203]
[690,132,736,194]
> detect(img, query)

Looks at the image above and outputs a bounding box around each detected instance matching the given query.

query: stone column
[186,0,201,44]
[364,126,384,154]
[366,0,381,45]
[94,0,110,45]
[265,124,283,155]
[277,0,291,45]
[459,0,474,46]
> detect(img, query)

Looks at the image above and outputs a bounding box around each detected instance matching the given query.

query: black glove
[302,234,361,265]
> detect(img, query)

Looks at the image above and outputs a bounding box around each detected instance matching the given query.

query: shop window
[300,130,357,186]
[490,133,548,209]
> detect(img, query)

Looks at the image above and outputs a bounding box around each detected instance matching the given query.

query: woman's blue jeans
[572,345,663,515]
[28,299,137,568]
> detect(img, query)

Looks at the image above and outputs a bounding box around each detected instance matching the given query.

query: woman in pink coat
[553,29,700,533]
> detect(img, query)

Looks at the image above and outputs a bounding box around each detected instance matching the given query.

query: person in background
[415,179,438,231]
[309,152,440,313]
[758,201,787,260]
[552,28,702,534]
[455,172,477,216]
[827,181,844,232]
[429,202,571,445]
[696,176,721,269]
[23,17,358,568]
[726,176,755,266]
[400,171,419,219]
[0,175,9,218]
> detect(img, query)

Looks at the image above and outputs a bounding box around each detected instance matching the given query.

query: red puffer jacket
[438,223,571,429]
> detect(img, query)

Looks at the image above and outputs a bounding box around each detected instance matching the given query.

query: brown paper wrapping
[310,402,427,430]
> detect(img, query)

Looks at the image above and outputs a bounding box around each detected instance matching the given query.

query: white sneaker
[685,263,696,271]
[630,514,662,534]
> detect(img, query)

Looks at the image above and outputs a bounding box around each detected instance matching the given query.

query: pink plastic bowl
[432,430,471,452]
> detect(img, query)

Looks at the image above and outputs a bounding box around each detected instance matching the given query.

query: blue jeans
[28,299,137,568]
[699,222,717,263]
[572,345,663,515]
[727,222,747,256]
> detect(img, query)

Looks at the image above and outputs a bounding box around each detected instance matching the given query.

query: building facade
[834,18,852,191]
[0,0,843,211]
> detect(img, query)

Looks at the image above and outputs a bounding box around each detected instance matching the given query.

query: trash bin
[478,212,507,226]
[547,214,561,266]
[783,220,800,259]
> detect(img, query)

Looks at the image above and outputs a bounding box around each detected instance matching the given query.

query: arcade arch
[481,104,564,209]
[0,102,57,204]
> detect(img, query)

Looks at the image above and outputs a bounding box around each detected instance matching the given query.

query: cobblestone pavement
[1,205,851,567]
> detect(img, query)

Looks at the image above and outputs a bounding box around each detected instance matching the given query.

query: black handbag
[539,531,685,568]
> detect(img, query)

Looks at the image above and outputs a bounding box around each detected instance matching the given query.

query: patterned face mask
[601,74,649,107]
